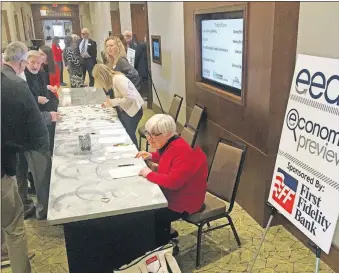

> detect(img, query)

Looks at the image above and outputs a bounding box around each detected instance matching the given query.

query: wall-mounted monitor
[194,5,247,105]
[201,17,243,95]
[151,35,162,65]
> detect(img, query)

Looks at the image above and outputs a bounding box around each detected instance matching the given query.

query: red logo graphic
[272,168,298,214]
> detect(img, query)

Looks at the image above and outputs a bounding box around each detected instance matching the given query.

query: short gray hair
[64,35,73,48]
[27,50,41,60]
[3,42,28,62]
[145,114,177,136]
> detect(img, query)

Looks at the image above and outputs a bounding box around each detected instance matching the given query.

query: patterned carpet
[1,72,335,272]
[1,203,335,273]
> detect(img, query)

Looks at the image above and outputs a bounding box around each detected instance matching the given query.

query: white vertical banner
[268,55,339,254]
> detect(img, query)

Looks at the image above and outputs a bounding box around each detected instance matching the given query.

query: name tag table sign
[248,55,339,273]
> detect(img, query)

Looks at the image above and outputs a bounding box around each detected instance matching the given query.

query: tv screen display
[153,41,160,58]
[201,18,244,94]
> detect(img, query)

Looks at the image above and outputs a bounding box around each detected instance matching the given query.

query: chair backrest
[168,94,183,122]
[187,103,205,131]
[180,125,197,148]
[207,138,247,210]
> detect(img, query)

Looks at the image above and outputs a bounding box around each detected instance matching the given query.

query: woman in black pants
[92,64,144,147]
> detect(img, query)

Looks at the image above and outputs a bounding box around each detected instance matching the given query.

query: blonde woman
[104,36,141,91]
[93,64,144,147]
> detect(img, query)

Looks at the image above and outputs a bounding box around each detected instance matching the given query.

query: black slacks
[154,208,184,247]
[118,108,143,148]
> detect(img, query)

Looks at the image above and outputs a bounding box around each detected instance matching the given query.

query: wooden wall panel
[110,10,122,35]
[184,2,339,271]
[31,4,80,39]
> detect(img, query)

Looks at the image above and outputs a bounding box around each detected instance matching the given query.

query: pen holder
[79,133,91,153]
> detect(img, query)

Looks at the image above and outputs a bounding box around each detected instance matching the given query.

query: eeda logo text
[295,69,339,106]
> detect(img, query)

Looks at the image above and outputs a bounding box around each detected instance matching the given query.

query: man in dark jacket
[1,41,49,273]
[78,28,97,86]
[123,30,138,50]
[15,50,59,219]
[134,37,149,99]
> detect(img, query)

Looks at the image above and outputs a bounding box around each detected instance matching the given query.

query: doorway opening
[42,19,72,49]
[130,2,153,109]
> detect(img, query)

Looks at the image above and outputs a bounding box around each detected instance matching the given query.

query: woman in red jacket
[51,36,66,86]
[136,114,208,247]
[39,45,60,98]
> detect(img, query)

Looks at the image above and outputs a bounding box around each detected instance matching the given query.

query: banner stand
[247,202,322,273]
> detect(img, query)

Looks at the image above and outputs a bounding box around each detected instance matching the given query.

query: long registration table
[47,87,168,273]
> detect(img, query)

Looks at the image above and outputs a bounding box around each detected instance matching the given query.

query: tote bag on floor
[113,244,181,273]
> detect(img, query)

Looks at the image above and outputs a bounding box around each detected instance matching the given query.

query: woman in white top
[93,64,144,147]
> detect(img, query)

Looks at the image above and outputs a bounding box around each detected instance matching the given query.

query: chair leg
[226,215,241,247]
[139,135,142,151]
[196,222,205,268]
[146,140,149,152]
[207,222,211,228]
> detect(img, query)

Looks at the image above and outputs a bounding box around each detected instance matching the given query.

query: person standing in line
[105,36,141,92]
[123,30,138,50]
[134,35,149,100]
[63,35,84,87]
[39,45,61,94]
[16,50,58,219]
[93,64,144,148]
[78,28,97,87]
[1,41,50,273]
[51,36,66,86]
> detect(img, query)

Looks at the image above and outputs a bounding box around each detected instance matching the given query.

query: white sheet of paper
[98,137,126,144]
[108,165,141,179]
[99,129,126,135]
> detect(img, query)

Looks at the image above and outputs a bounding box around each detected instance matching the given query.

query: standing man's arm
[22,83,50,153]
[92,40,97,63]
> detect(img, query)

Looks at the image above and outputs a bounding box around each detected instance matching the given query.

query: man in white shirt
[78,28,97,87]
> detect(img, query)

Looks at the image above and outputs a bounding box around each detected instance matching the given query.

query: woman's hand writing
[135,151,152,160]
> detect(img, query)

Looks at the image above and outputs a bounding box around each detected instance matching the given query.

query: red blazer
[52,43,63,62]
[147,137,208,214]
[49,64,60,98]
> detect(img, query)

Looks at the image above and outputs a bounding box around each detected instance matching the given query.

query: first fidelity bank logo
[295,68,339,106]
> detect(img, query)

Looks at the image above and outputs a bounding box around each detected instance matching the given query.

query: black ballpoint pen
[118,164,134,167]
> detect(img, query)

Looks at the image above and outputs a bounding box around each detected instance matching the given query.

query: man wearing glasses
[78,28,97,87]
[1,41,50,272]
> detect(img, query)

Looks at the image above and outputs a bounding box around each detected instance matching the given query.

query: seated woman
[136,114,208,247]
[92,64,144,147]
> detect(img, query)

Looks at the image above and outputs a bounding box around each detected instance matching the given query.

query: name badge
[88,43,91,46]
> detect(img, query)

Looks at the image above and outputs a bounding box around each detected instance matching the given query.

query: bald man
[123,30,138,50]
[79,28,97,86]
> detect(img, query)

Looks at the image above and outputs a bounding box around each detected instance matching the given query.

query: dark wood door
[130,3,147,42]
[110,10,121,35]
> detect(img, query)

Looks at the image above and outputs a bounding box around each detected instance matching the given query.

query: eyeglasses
[145,131,162,139]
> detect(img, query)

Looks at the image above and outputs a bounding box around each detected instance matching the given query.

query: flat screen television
[201,12,244,97]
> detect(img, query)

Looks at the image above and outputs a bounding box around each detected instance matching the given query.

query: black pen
[118,164,134,167]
